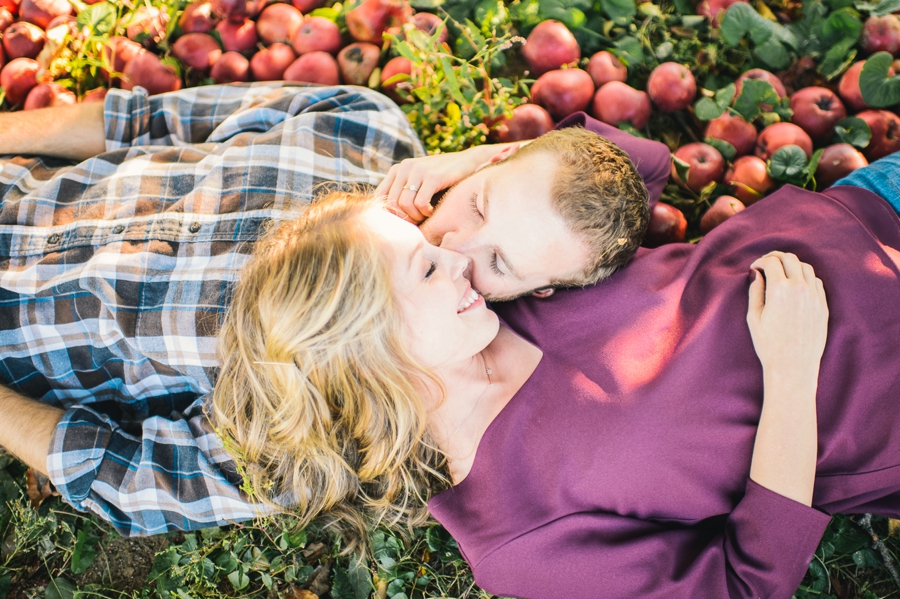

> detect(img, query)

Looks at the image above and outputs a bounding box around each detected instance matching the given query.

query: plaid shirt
[0,83,425,535]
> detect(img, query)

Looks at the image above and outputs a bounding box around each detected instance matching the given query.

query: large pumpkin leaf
[860,51,900,107]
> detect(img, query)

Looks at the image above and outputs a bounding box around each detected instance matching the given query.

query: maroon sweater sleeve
[554,112,670,208]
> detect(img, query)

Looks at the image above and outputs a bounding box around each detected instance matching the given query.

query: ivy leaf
[732,78,781,121]
[768,145,810,185]
[860,51,900,107]
[834,116,872,147]
[706,137,737,161]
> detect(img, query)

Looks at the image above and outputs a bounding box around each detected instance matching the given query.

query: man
[0,82,666,535]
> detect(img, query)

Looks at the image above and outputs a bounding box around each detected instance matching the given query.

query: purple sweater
[429,123,900,598]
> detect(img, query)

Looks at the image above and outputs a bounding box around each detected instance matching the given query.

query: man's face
[419,150,591,301]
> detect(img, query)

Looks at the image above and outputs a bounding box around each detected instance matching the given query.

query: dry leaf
[25,468,55,509]
[287,587,318,599]
[304,558,332,597]
[889,518,900,537]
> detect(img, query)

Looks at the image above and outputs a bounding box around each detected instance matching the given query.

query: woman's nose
[443,247,472,281]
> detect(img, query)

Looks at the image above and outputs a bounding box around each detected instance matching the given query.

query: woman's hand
[747,251,829,375]
[375,142,521,223]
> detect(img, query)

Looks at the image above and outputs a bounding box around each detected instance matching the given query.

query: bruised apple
[815,143,868,189]
[180,1,217,34]
[856,109,900,161]
[346,0,408,44]
[256,3,302,45]
[251,42,296,81]
[210,51,249,82]
[705,112,757,156]
[528,68,592,121]
[2,21,45,60]
[172,33,222,73]
[586,51,627,88]
[860,15,900,56]
[0,57,40,105]
[735,68,786,100]
[671,142,725,193]
[216,18,258,54]
[789,86,846,143]
[122,50,182,96]
[292,16,341,56]
[647,62,696,113]
[521,20,579,77]
[337,42,379,86]
[496,104,555,143]
[380,55,413,103]
[591,81,651,130]
[283,51,340,85]
[724,155,775,205]
[700,195,745,234]
[412,12,448,44]
[23,81,75,109]
[18,0,69,29]
[755,122,813,161]
[839,60,894,113]
[643,202,687,247]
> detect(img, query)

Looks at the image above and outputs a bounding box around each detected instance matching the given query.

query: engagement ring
[403,184,420,192]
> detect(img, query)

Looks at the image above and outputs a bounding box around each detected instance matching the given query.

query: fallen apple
[2,21,45,60]
[180,1,217,34]
[210,51,249,82]
[671,142,725,193]
[861,14,900,56]
[496,104,555,143]
[838,60,894,113]
[81,87,109,103]
[789,86,847,144]
[521,19,580,77]
[412,12,448,44]
[0,0,16,16]
[755,122,813,161]
[700,195,745,234]
[337,42,380,86]
[0,6,14,31]
[256,3,302,45]
[531,68,594,121]
[103,36,142,78]
[283,50,340,86]
[0,43,5,72]
[0,56,40,105]
[735,68,786,100]
[172,33,222,73]
[586,50,627,88]
[697,0,747,26]
[250,42,296,81]
[705,111,757,156]
[292,16,342,56]
[346,0,408,44]
[591,81,652,130]
[212,0,263,23]
[122,50,183,96]
[856,109,900,161]
[18,0,69,29]
[23,81,75,110]
[380,55,413,103]
[648,62,696,113]
[643,202,688,247]
[815,143,868,189]
[126,6,169,47]
[292,0,324,11]
[724,155,776,204]
[216,18,258,54]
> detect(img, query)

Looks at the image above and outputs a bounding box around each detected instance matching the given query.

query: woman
[209,163,900,599]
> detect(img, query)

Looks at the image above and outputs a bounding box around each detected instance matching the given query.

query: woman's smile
[458,286,483,313]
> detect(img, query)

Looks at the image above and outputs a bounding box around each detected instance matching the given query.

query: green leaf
[70,530,100,575]
[599,0,637,25]
[439,56,469,105]
[617,122,646,137]
[694,97,725,120]
[834,116,872,147]
[706,137,737,161]
[673,0,692,13]
[673,155,691,185]
[228,569,250,591]
[852,548,881,569]
[733,78,781,121]
[720,2,776,46]
[614,35,644,67]
[716,83,737,106]
[45,578,76,599]
[409,0,444,7]
[820,43,858,80]
[754,37,791,70]
[76,2,115,35]
[768,145,810,184]
[854,0,900,14]
[214,551,238,573]
[286,529,307,548]
[860,51,900,107]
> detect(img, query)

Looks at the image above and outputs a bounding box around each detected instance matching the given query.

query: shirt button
[112,225,125,234]
[47,233,60,244]
[188,222,201,233]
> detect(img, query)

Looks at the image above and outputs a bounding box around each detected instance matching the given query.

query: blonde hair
[211,191,446,552]
[505,126,650,286]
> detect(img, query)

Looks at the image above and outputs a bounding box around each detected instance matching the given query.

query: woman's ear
[531,288,555,299]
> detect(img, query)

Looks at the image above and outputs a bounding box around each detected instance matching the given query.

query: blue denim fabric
[832,152,900,216]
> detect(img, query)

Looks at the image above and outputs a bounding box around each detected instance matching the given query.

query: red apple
[697,0,748,26]
[337,42,380,86]
[700,195,745,234]
[250,42,295,81]
[2,21,45,60]
[724,155,776,204]
[172,33,221,73]
[815,143,868,189]
[705,112,757,156]
[122,50,182,96]
[81,87,108,103]
[126,6,169,47]
[0,7,14,31]
[0,57,40,105]
[18,0,69,29]
[838,60,895,113]
[212,0,264,23]
[0,42,5,72]
[495,103,555,142]
[23,81,75,109]
[856,109,900,160]
[755,122,813,161]
[789,86,847,143]
[671,142,725,193]
[103,36,142,77]
[861,14,900,56]
[647,62,696,113]
[586,51,627,88]
[345,0,409,44]
[591,81,652,130]
[412,12,448,44]
[256,3,302,45]
[180,1,217,34]
[283,50,340,86]
[210,50,249,82]
[0,0,17,16]
[521,20,580,77]
[380,55,413,103]
[292,0,324,11]
[45,13,75,34]
[643,202,688,247]
[734,68,786,101]
[531,68,594,121]
[216,18,258,54]
[292,16,341,56]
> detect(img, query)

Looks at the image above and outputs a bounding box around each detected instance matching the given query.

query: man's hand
[376,142,522,223]
[0,387,64,476]
[0,102,106,162]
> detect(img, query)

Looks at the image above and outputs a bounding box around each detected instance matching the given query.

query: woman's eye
[425,261,437,279]
[469,192,483,220]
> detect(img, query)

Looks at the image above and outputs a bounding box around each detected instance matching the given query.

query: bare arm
[0,102,106,161]
[0,387,64,475]
[746,252,828,506]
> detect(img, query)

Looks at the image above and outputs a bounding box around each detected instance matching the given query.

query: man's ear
[475,143,521,171]
[531,288,555,299]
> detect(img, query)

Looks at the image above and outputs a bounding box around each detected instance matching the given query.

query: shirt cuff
[103,87,152,151]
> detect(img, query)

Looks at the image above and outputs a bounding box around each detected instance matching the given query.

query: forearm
[0,386,64,475]
[0,102,106,161]
[749,368,818,506]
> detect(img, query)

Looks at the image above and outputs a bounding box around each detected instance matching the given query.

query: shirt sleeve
[45,397,274,536]
[473,478,831,599]
[554,112,671,208]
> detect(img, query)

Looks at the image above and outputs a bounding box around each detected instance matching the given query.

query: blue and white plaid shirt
[0,83,425,535]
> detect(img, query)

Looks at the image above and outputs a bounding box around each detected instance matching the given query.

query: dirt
[75,534,175,595]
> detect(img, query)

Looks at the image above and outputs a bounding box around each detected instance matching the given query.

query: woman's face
[362,207,500,370]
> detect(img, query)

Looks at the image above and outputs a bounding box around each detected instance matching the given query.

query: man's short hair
[505,125,650,287]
